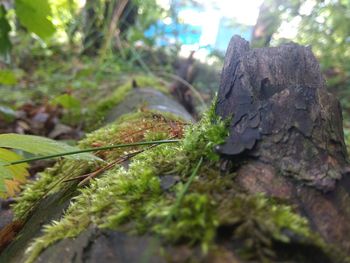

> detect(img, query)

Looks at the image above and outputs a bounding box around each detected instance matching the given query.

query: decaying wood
[216,35,350,253]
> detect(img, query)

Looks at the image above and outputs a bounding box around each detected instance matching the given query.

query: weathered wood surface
[216,35,350,253]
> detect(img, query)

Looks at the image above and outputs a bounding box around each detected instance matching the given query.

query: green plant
[0,133,100,197]
[0,0,56,57]
[0,134,179,199]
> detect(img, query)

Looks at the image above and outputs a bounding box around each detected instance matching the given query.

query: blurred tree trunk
[251,0,281,47]
[82,0,138,56]
[251,0,301,47]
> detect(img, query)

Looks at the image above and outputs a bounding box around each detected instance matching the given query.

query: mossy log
[0,86,195,263]
[216,36,350,254]
[105,87,194,123]
[1,38,350,263]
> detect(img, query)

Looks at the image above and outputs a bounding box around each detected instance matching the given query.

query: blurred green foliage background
[0,0,349,146]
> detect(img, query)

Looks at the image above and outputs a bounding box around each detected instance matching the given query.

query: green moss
[24,152,162,263]
[132,75,169,94]
[25,213,90,263]
[16,101,338,263]
[89,75,169,128]
[218,194,311,259]
[13,160,95,219]
[95,81,131,114]
[181,101,228,162]
[148,192,218,253]
[13,110,184,220]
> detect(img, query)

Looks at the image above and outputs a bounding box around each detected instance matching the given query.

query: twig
[100,0,129,58]
[156,71,207,109]
[63,146,152,186]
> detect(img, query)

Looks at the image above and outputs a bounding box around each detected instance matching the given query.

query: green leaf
[51,94,81,109]
[0,69,17,85]
[0,160,13,180]
[0,133,101,162]
[0,148,29,180]
[15,0,55,39]
[0,148,29,197]
[0,4,11,56]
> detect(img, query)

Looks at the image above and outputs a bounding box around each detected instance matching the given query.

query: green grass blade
[5,139,180,166]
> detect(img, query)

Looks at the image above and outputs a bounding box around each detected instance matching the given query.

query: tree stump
[216,35,350,253]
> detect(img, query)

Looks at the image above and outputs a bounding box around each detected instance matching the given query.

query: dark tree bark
[216,35,350,253]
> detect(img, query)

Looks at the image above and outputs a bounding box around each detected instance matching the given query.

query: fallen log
[0,84,193,263]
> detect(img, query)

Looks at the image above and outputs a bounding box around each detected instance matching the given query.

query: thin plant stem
[5,139,180,166]
[156,71,207,109]
[165,157,203,225]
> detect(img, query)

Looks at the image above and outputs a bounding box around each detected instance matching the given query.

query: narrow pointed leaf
[0,148,29,180]
[0,133,101,162]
